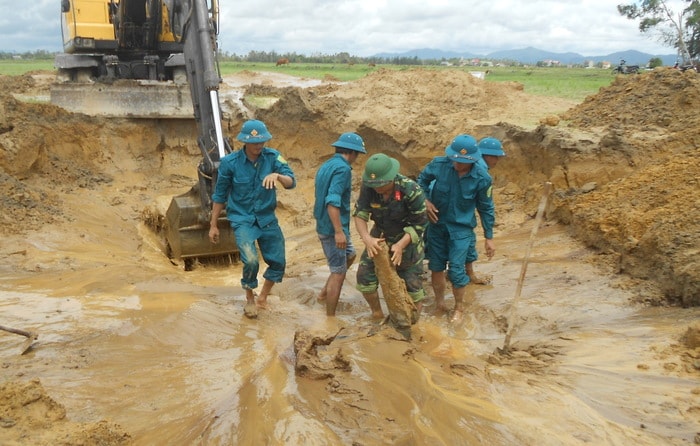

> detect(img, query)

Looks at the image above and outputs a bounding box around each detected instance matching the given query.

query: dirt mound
[0,73,39,97]
[562,68,700,136]
[0,379,130,445]
[256,68,574,174]
[567,155,699,305]
[0,76,203,237]
[553,69,700,305]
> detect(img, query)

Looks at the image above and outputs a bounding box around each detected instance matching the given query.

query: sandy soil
[0,67,698,445]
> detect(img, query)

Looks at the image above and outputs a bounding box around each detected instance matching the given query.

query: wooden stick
[502,182,552,352]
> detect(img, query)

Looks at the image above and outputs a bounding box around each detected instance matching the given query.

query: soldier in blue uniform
[209,120,296,319]
[466,136,506,284]
[314,132,367,316]
[418,134,496,323]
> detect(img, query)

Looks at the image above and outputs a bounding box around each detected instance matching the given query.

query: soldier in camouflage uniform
[353,153,428,320]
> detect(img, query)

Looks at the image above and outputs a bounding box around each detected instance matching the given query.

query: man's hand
[363,236,385,258]
[209,225,220,244]
[334,231,347,249]
[390,243,404,266]
[262,173,279,189]
[484,238,496,259]
[425,199,439,223]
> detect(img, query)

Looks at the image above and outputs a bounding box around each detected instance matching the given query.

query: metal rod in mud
[502,182,552,352]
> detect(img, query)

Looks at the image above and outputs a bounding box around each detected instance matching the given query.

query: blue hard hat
[237,120,272,143]
[445,134,480,164]
[332,132,367,153]
[478,137,506,157]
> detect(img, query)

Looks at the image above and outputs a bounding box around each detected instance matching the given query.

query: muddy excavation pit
[0,68,698,445]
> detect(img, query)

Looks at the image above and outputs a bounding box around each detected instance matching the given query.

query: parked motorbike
[612,60,639,75]
[673,62,699,72]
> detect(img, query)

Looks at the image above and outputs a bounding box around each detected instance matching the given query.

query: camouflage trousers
[355,241,425,303]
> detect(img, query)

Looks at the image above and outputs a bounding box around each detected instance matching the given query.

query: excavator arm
[164,0,238,268]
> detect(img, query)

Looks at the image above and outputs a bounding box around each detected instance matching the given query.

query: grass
[0,59,54,75]
[476,66,614,101]
[218,61,378,82]
[0,59,615,102]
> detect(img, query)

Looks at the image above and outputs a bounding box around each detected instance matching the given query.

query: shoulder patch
[277,154,288,164]
[487,186,493,198]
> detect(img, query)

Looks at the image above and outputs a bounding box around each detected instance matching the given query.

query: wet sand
[1,207,697,444]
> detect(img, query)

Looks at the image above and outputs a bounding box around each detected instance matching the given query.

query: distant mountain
[587,50,676,66]
[486,46,583,64]
[373,48,478,60]
[372,47,678,66]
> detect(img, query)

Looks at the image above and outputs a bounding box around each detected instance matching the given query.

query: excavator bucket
[50,80,195,119]
[165,186,238,269]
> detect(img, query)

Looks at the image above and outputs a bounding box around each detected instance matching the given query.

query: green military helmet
[237,119,272,143]
[445,134,479,164]
[478,137,506,157]
[363,153,399,187]
[331,132,367,153]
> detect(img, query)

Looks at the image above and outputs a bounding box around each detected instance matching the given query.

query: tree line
[619,0,700,63]
[0,49,516,67]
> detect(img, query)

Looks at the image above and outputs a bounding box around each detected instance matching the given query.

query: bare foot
[469,273,493,285]
[243,302,258,319]
[256,297,268,309]
[317,283,328,303]
[432,304,449,316]
[450,307,464,324]
[370,310,385,321]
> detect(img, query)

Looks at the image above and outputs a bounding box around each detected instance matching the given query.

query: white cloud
[0,0,683,57]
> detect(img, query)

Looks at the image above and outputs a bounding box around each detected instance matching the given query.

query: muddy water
[1,193,698,445]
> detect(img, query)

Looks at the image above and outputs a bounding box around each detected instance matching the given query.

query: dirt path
[0,68,698,445]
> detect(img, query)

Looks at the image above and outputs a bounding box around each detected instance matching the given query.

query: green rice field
[0,59,615,102]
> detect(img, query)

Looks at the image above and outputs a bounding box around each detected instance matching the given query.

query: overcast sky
[0,0,683,57]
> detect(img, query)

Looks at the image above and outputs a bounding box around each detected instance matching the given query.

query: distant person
[314,132,367,316]
[417,134,495,323]
[209,119,296,319]
[353,153,428,320]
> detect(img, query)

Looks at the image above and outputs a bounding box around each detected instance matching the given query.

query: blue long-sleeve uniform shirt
[417,156,495,239]
[212,146,296,229]
[313,154,352,237]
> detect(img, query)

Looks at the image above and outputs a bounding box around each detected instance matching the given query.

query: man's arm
[352,186,384,258]
[475,178,496,259]
[263,172,294,189]
[354,215,383,258]
[272,152,296,189]
[209,202,225,244]
[327,204,347,249]
[417,162,439,223]
[402,181,428,244]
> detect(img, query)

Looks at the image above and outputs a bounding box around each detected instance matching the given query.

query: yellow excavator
[54,0,238,269]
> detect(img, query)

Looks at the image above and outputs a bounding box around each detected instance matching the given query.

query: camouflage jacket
[353,174,427,245]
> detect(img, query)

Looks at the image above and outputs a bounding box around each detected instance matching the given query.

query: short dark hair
[335,147,354,155]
